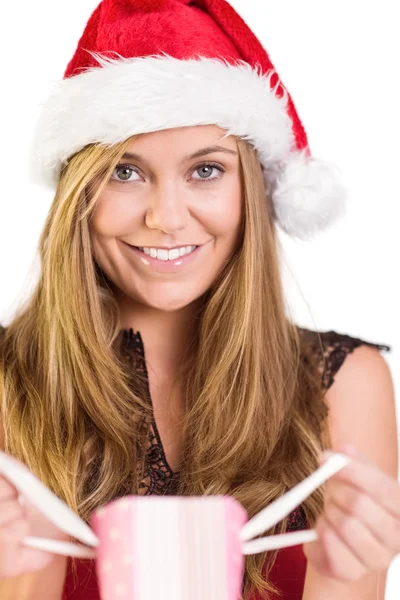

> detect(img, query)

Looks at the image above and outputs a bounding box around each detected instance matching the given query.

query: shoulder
[297,326,392,392]
[300,327,397,476]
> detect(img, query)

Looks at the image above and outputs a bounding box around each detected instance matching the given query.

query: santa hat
[30,0,347,240]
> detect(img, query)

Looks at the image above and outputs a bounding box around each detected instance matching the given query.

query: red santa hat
[30,0,347,240]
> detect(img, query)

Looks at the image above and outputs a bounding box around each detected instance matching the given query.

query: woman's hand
[303,444,400,583]
[0,467,70,580]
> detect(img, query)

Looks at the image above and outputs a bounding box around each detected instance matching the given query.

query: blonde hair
[0,134,331,599]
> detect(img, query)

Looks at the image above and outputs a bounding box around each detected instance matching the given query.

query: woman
[0,1,399,599]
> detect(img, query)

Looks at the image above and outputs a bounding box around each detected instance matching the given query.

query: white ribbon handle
[0,450,100,555]
[242,528,319,554]
[22,536,97,558]
[0,450,351,558]
[240,454,351,555]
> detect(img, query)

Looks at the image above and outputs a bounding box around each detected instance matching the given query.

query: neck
[116,292,203,373]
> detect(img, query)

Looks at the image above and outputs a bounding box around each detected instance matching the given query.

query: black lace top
[118,326,391,532]
[0,324,391,534]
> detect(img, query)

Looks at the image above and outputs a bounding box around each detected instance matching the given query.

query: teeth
[168,248,180,260]
[139,246,197,261]
[156,249,169,261]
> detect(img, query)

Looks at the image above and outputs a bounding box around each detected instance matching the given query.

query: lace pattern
[1,324,390,545]
[119,327,391,532]
[298,328,391,390]
[119,328,180,496]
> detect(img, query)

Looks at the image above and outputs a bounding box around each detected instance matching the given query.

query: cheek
[90,193,141,237]
[204,185,242,239]
[89,195,141,269]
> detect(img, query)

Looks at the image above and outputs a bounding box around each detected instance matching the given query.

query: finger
[336,444,371,463]
[308,517,368,583]
[0,476,19,501]
[324,501,393,572]
[0,499,24,528]
[321,444,380,471]
[325,479,400,553]
[321,449,400,521]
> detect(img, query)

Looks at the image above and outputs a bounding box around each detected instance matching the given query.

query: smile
[121,240,211,272]
[136,245,197,261]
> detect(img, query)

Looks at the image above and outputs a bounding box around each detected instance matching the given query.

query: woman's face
[89,125,243,312]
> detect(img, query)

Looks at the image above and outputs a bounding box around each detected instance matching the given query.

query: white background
[0,1,399,596]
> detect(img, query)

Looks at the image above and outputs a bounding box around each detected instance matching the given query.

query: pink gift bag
[91,496,246,599]
[0,450,351,600]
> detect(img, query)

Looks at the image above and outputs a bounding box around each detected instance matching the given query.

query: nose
[145,182,189,233]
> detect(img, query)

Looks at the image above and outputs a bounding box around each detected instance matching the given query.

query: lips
[127,244,198,250]
[122,240,205,272]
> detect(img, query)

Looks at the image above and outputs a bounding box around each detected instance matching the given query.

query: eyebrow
[120,145,238,163]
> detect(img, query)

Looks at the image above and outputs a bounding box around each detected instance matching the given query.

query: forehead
[123,124,238,155]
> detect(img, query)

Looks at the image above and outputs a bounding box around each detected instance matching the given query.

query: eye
[191,163,225,183]
[110,164,141,184]
[108,162,225,185]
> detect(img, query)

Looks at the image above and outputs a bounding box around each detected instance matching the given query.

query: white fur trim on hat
[30,53,347,239]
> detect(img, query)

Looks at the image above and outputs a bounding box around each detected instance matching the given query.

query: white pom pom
[269,150,348,240]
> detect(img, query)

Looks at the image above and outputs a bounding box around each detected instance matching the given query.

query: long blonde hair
[0,134,331,599]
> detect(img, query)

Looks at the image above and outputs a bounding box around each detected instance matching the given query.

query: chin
[139,296,195,312]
